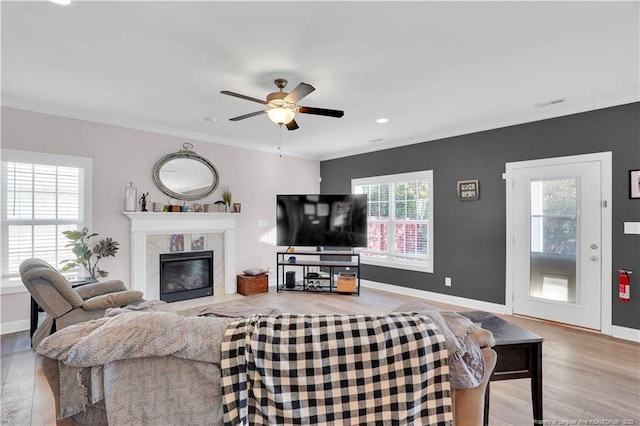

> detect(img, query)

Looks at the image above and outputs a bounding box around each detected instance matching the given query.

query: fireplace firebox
[159,251,214,302]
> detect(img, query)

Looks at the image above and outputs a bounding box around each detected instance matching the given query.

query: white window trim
[1,149,92,294]
[352,170,434,273]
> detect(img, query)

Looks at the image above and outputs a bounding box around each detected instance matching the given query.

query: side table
[461,311,544,426]
[237,274,268,295]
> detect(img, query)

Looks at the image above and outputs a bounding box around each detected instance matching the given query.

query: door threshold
[512,313,601,333]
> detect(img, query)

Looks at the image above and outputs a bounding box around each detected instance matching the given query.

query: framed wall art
[190,234,206,251]
[630,169,640,199]
[457,179,479,201]
[169,234,184,252]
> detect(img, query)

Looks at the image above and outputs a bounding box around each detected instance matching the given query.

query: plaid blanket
[221,313,453,426]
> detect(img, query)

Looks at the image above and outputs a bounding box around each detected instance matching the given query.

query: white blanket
[37,309,235,422]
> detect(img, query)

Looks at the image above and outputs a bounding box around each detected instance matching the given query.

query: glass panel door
[509,155,606,331]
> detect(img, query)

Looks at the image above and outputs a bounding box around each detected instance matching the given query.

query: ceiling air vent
[534,98,566,108]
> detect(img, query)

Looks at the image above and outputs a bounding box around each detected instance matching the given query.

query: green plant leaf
[61,227,119,280]
[59,262,79,272]
[93,238,119,258]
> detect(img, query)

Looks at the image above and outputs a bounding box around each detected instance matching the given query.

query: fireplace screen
[159,251,213,302]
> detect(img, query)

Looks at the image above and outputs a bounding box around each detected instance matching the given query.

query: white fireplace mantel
[123,212,237,297]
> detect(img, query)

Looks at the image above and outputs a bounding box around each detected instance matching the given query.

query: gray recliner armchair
[20,258,144,348]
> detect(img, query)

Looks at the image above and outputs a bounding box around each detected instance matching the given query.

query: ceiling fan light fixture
[221,79,343,130]
[267,107,295,125]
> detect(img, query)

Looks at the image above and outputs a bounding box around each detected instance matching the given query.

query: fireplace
[159,251,214,302]
[123,212,237,298]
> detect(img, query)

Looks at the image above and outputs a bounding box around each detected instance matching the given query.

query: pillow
[243,268,267,276]
[393,300,466,359]
[469,327,496,349]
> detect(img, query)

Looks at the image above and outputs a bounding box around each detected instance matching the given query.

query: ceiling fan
[220,79,344,130]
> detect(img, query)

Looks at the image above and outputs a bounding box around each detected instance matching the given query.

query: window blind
[2,152,89,280]
[353,170,433,273]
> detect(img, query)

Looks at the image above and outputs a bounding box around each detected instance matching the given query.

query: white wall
[0,107,320,331]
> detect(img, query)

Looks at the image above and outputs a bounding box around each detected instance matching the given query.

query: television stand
[276,250,360,295]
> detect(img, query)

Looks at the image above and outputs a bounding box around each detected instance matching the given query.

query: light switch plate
[624,222,640,234]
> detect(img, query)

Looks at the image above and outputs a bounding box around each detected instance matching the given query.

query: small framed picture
[630,169,640,199]
[233,203,241,213]
[190,234,206,251]
[169,234,184,252]
[457,180,479,201]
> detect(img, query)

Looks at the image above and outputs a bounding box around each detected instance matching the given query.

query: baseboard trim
[361,279,509,314]
[1,319,29,335]
[611,325,640,343]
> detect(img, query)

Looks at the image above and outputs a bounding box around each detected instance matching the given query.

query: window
[352,170,433,273]
[530,178,577,255]
[1,150,92,289]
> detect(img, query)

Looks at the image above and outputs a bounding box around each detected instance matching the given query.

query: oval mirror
[152,144,219,201]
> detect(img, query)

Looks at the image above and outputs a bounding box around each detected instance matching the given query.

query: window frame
[352,170,433,273]
[1,149,92,293]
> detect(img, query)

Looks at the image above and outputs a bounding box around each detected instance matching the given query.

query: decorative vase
[124,182,137,212]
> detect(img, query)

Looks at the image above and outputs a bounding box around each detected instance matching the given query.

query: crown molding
[0,97,318,161]
[3,93,636,163]
[319,93,640,161]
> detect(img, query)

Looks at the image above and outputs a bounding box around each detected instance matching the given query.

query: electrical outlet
[445,277,452,287]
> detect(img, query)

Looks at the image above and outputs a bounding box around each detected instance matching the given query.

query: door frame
[505,152,612,335]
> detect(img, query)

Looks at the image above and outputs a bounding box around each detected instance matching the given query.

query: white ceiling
[2,1,638,160]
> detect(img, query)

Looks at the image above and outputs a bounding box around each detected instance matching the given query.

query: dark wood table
[461,311,543,426]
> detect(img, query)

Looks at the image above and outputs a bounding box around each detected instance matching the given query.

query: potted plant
[221,186,232,212]
[60,227,120,280]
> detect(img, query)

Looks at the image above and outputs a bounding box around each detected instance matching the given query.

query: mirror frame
[152,147,220,201]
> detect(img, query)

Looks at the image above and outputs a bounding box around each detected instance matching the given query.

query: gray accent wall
[320,102,640,330]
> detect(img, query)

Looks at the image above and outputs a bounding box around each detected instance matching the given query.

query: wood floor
[2,287,639,425]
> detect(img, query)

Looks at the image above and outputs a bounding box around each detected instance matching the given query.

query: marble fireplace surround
[123,212,237,300]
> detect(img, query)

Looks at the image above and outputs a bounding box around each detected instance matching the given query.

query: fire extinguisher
[618,269,632,303]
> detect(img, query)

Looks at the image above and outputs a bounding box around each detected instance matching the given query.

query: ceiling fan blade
[284,83,315,103]
[229,110,266,121]
[221,90,266,105]
[298,106,344,118]
[286,119,299,131]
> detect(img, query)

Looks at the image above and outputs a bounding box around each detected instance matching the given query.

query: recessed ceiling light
[204,117,218,123]
[376,118,389,124]
[49,0,71,5]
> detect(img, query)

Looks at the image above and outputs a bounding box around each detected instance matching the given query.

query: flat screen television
[277,194,368,248]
